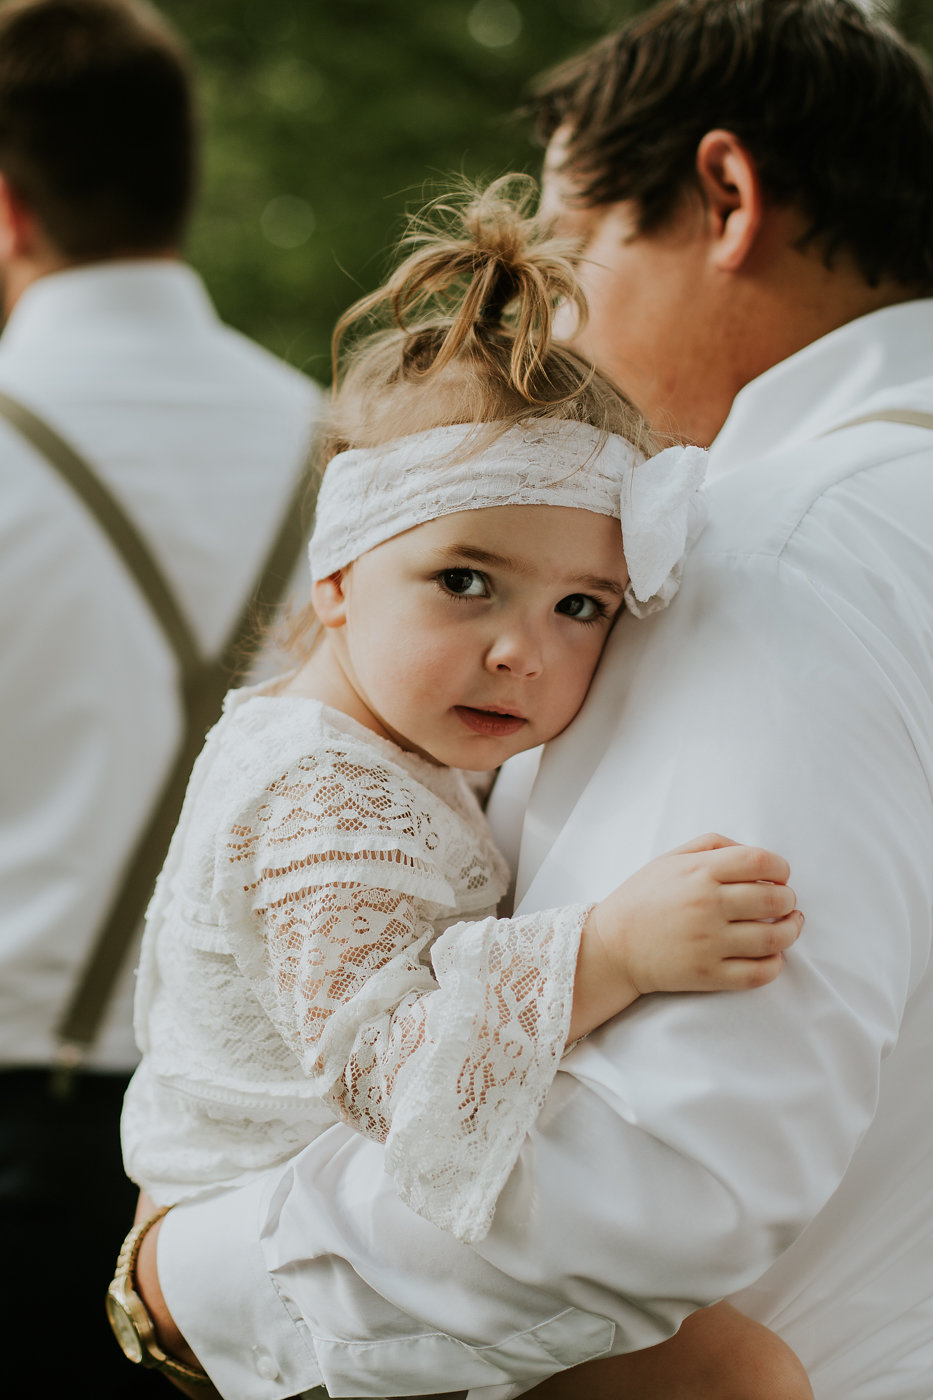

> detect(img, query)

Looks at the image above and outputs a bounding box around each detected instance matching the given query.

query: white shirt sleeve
[156,497,933,1398]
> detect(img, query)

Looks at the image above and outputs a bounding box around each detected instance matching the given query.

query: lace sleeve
[222,866,588,1242]
[387,901,590,1243]
[211,745,587,1241]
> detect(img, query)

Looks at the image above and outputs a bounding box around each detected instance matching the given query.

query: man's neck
[1,246,180,322]
[703,255,924,447]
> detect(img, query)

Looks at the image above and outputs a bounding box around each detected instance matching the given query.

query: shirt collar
[709,298,933,480]
[0,259,218,354]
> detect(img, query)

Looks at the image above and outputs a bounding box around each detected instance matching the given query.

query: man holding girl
[117,1,933,1396]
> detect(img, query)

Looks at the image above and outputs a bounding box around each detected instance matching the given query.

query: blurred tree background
[156,0,650,383]
[156,0,931,387]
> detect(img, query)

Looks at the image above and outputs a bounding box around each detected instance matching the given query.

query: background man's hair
[531,0,933,291]
[0,0,196,260]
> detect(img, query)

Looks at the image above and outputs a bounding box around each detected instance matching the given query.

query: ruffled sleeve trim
[385,902,591,1243]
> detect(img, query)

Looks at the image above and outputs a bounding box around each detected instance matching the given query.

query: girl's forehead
[396,504,628,578]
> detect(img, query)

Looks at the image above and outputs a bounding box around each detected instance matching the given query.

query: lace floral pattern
[123,685,588,1241]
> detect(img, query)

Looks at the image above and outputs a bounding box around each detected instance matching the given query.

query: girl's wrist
[568,906,641,1043]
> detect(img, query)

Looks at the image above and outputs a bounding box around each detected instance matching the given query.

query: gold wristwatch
[106,1206,212,1386]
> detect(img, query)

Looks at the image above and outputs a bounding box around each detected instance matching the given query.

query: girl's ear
[310,571,349,629]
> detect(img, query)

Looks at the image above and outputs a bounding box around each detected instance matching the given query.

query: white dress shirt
[0,261,323,1071]
[158,299,933,1400]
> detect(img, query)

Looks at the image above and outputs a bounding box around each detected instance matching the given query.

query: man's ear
[310,571,349,629]
[0,173,41,261]
[695,130,764,272]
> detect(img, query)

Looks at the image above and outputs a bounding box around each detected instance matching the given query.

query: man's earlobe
[311,572,349,629]
[695,130,763,272]
[0,173,39,260]
[0,174,21,260]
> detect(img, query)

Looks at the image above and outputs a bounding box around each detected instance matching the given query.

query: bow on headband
[617,443,708,616]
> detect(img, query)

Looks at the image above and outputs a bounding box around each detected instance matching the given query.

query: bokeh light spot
[261,195,316,249]
[467,0,523,49]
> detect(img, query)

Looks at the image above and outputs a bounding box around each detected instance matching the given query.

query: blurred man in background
[0,1,322,1391]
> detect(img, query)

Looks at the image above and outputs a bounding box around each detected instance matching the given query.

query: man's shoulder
[0,260,325,416]
[209,319,324,411]
[182,266,323,410]
[700,412,933,572]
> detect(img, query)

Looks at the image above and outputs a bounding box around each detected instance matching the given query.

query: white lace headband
[308,419,708,618]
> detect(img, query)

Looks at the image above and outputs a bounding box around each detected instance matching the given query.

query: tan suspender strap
[215,434,320,681]
[0,391,203,676]
[829,409,933,433]
[0,389,318,1072]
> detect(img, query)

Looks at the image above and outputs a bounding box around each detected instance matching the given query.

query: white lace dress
[122,682,589,1243]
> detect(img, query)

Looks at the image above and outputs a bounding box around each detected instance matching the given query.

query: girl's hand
[598,832,803,994]
[569,834,804,1042]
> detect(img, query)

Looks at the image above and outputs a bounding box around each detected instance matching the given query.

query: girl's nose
[485,627,543,679]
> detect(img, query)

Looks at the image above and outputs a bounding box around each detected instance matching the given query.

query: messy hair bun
[323,173,655,462]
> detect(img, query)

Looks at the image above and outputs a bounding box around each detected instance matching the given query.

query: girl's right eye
[438,568,488,598]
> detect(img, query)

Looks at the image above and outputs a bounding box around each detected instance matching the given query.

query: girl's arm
[222,809,800,1243]
[225,869,589,1241]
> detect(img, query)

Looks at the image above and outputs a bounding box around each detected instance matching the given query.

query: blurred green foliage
[156,0,650,382]
[157,0,931,385]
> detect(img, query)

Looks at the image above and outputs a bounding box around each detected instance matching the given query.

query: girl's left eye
[556,593,605,621]
[438,568,488,598]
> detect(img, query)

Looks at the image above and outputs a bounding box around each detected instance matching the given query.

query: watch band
[107,1206,213,1386]
[117,1204,171,1277]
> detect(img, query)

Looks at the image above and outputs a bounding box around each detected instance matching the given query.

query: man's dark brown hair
[531,0,933,290]
[0,0,196,259]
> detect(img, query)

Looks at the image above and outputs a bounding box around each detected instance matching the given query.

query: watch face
[106,1293,144,1364]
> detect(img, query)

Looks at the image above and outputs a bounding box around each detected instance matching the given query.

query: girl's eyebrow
[430,543,625,597]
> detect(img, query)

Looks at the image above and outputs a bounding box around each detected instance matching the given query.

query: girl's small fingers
[670,832,740,855]
[708,843,792,887]
[721,881,798,922]
[726,910,805,958]
[720,951,787,991]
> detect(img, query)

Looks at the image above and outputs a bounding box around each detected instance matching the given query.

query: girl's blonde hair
[281,174,657,656]
[324,172,655,460]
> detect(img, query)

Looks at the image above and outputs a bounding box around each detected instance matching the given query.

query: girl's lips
[453,706,527,736]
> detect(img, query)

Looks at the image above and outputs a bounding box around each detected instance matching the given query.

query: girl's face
[312,504,628,770]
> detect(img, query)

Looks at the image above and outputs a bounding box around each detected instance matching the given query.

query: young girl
[121,178,810,1397]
